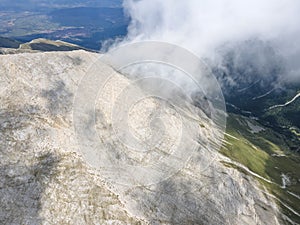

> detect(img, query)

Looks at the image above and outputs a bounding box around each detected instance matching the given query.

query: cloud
[119,0,300,86]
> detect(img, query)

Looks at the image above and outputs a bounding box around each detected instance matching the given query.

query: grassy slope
[221,114,300,224]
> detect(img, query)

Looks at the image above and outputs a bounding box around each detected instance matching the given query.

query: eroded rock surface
[0,51,282,224]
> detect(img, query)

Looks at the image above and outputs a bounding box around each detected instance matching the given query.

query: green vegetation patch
[221,114,300,224]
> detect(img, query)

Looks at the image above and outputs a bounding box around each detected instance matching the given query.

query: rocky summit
[0,50,283,224]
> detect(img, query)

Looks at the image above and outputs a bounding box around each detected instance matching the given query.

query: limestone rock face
[0,50,281,224]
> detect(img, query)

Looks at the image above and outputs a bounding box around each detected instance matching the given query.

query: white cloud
[120,0,300,84]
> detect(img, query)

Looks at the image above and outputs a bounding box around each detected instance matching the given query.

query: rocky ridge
[0,50,283,224]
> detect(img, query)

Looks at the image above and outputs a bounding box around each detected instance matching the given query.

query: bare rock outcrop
[0,50,282,224]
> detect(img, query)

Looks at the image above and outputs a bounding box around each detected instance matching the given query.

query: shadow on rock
[0,153,58,225]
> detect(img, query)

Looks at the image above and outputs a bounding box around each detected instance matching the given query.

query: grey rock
[0,50,282,225]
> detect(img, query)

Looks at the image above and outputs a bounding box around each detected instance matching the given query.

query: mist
[117,0,300,88]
